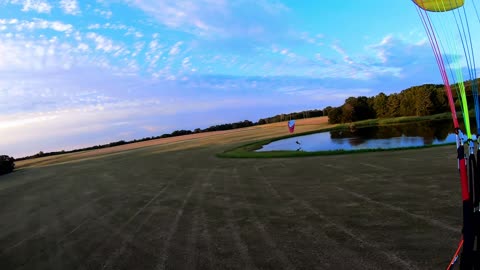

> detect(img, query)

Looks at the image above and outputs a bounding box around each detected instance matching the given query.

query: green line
[432,0,471,137]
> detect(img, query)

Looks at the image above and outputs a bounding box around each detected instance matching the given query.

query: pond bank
[217,113,458,158]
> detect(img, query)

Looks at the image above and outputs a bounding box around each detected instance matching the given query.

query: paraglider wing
[288,120,295,133]
[412,0,464,12]
[409,0,479,268]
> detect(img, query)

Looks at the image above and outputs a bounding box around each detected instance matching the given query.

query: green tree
[373,92,388,118]
[387,94,401,117]
[342,103,354,123]
[433,87,448,113]
[328,107,343,124]
[323,106,333,116]
[399,89,415,116]
[415,87,434,116]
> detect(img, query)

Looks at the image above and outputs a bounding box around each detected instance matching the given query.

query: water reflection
[256,120,460,152]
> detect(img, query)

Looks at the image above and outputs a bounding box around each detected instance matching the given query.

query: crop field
[0,117,464,269]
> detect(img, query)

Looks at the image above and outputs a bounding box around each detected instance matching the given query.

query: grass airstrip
[0,116,464,269]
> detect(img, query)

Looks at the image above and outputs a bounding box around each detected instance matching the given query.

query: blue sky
[0,0,475,157]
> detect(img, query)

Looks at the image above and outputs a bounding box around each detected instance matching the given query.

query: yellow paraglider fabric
[412,0,464,12]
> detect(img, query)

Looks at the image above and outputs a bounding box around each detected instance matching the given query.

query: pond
[255,120,461,152]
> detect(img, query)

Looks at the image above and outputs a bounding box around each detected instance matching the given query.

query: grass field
[0,116,464,269]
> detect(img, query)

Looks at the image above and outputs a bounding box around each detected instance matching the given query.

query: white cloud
[77,43,89,51]
[144,39,163,69]
[0,19,18,25]
[131,41,145,57]
[0,33,74,71]
[125,0,288,37]
[50,21,73,32]
[314,53,334,65]
[169,41,183,55]
[3,0,51,13]
[0,29,136,74]
[94,8,112,19]
[60,0,80,15]
[182,57,191,69]
[87,24,100,29]
[13,0,52,13]
[73,31,82,41]
[86,32,122,53]
[366,34,430,69]
[86,23,137,37]
[2,18,73,33]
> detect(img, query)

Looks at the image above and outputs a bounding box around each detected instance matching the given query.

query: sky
[0,0,475,158]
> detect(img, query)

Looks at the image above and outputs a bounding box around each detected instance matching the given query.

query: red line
[417,7,459,128]
[446,238,463,270]
[459,158,470,201]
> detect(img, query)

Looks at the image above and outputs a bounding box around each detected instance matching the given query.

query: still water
[256,120,460,152]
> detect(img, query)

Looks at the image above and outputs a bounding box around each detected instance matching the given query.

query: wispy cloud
[365,34,434,72]
[125,0,228,36]
[60,0,79,15]
[86,32,123,53]
[126,0,291,38]
[94,8,113,19]
[2,18,74,33]
[168,41,183,55]
[9,0,52,13]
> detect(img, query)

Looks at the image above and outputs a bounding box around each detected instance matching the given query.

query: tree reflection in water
[330,120,454,146]
[256,119,462,152]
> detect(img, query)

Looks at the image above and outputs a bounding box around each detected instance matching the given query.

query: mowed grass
[0,116,464,270]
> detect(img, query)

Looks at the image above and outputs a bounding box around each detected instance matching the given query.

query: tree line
[326,80,480,124]
[15,79,480,160]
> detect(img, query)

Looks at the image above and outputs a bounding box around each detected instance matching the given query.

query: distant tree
[328,107,343,124]
[310,109,324,117]
[398,89,415,116]
[340,96,374,122]
[355,96,375,120]
[387,94,401,117]
[373,92,388,118]
[433,87,449,113]
[415,87,434,116]
[257,119,267,125]
[342,102,355,123]
[323,106,333,116]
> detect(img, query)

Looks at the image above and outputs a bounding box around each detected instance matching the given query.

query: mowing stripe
[232,167,295,270]
[82,174,178,266]
[101,183,172,270]
[359,162,390,172]
[284,191,419,270]
[155,175,198,270]
[336,187,458,232]
[0,194,108,255]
